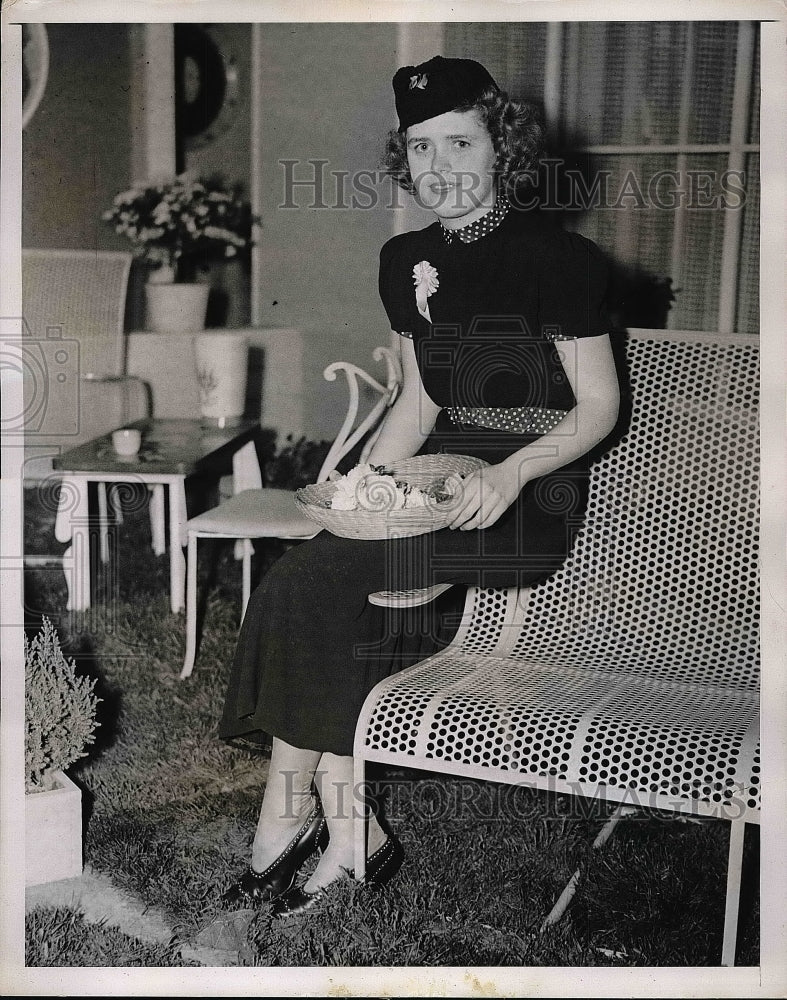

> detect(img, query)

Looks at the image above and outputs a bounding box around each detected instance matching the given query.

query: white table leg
[97,482,110,565]
[149,484,166,556]
[108,483,124,525]
[180,530,199,679]
[55,475,91,612]
[168,478,187,613]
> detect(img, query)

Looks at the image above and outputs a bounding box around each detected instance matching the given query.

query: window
[445,21,760,333]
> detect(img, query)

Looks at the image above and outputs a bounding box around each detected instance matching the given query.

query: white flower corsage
[412,261,439,323]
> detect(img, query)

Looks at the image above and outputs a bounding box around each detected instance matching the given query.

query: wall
[23,24,134,255]
[183,23,253,330]
[251,23,401,442]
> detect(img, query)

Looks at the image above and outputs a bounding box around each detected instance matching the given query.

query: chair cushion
[188,488,320,539]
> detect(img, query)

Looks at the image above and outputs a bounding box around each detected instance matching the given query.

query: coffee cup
[112,428,142,457]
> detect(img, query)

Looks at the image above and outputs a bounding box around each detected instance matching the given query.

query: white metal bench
[355,328,759,966]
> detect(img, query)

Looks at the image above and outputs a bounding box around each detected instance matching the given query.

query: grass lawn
[22,479,760,968]
[25,906,200,967]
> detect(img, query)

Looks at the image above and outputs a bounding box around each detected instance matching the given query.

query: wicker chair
[354,329,760,966]
[180,346,402,679]
[21,249,150,580]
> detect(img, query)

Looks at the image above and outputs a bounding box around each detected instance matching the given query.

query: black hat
[393,55,500,132]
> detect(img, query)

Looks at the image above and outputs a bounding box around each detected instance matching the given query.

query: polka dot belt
[445,406,567,435]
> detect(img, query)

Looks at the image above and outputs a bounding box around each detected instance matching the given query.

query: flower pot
[25,770,82,886]
[194,332,249,426]
[145,281,210,334]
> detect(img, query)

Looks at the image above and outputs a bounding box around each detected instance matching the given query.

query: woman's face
[405,109,497,227]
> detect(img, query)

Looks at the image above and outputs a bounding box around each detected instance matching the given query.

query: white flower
[329,487,358,511]
[151,202,171,224]
[114,189,139,205]
[403,488,429,508]
[412,261,439,322]
[356,474,407,512]
[204,225,246,245]
[329,464,375,510]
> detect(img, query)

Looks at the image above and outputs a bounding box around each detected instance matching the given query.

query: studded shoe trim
[246,809,324,885]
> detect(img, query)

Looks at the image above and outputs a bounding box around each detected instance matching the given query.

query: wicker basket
[294,454,487,539]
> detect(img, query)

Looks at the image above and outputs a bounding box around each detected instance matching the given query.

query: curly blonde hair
[382,86,544,198]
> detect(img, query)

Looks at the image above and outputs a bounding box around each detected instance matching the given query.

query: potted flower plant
[25,617,100,886]
[102,173,254,334]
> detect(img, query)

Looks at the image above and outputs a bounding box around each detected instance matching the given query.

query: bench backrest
[22,248,132,379]
[463,329,760,694]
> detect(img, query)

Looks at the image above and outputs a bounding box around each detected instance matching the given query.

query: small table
[52,418,266,613]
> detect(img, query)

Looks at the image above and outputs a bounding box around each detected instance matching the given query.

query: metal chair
[180,346,402,679]
[21,249,150,585]
[354,329,760,966]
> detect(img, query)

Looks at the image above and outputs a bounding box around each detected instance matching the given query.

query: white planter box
[25,770,82,886]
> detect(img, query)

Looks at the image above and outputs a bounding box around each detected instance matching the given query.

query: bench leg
[353,755,368,882]
[721,818,746,967]
[542,803,637,929]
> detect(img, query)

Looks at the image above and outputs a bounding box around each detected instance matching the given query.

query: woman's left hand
[446,461,524,531]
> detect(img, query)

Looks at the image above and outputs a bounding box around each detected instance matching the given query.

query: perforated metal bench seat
[358,618,760,820]
[353,329,760,966]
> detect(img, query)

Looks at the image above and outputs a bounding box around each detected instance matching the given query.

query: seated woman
[219,54,620,917]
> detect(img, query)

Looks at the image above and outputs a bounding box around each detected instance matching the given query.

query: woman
[219,55,620,917]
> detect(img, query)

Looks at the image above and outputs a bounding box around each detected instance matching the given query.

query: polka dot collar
[440,194,510,245]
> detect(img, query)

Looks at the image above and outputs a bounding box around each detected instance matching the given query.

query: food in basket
[323,463,466,512]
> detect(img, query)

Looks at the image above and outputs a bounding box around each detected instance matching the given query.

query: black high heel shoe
[270,833,405,918]
[222,803,329,905]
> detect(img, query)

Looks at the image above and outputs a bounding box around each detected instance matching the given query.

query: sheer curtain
[444,20,759,334]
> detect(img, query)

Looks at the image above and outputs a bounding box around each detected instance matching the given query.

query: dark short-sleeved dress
[219,205,610,756]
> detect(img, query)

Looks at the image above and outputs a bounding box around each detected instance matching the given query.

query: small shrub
[25,617,100,792]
